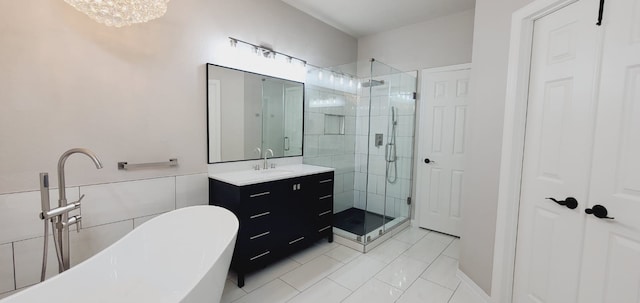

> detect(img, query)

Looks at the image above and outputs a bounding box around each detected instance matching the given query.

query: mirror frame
[206,63,305,164]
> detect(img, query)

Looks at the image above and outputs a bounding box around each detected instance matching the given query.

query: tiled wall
[303,83,357,214]
[353,74,415,219]
[0,173,209,298]
[304,67,415,220]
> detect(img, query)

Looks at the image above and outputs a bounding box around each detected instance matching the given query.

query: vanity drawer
[315,173,334,195]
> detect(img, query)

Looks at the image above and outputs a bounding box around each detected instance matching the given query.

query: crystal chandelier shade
[64,0,170,27]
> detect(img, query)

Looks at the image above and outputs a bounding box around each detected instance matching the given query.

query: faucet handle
[74,194,85,204]
[76,216,82,233]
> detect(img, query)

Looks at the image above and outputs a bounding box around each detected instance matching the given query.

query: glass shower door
[363,60,417,243]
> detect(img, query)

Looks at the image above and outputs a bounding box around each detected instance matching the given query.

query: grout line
[11,242,16,292]
[174,176,177,210]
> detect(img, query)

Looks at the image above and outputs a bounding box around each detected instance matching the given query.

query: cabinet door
[275,176,312,252]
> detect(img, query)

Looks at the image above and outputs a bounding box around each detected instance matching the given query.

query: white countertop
[208,164,334,186]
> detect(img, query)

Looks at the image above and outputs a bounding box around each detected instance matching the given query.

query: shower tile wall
[354,73,414,219]
[0,173,209,296]
[303,84,357,214]
[304,69,415,220]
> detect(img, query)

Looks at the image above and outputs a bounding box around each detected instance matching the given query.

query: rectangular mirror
[206,64,304,163]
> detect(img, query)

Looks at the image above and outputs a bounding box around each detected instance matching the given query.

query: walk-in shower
[303,59,417,251]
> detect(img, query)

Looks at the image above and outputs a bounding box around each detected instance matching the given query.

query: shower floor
[333,207,395,236]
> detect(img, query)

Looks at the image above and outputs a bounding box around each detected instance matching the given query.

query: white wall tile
[13,235,59,288]
[176,173,208,209]
[343,172,355,192]
[333,174,344,195]
[0,243,14,293]
[133,213,165,228]
[0,288,20,300]
[80,177,175,228]
[69,220,133,266]
[0,188,78,244]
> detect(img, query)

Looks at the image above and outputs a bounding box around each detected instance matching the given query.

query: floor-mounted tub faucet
[39,148,102,278]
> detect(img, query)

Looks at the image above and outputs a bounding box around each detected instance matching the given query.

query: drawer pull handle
[250,211,271,219]
[319,179,333,184]
[318,226,331,232]
[250,251,270,261]
[319,194,333,200]
[318,210,332,216]
[249,191,270,198]
[250,231,270,240]
[288,237,305,245]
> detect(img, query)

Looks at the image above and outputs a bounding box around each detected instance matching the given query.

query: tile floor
[221,226,483,303]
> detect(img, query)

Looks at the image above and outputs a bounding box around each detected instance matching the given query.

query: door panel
[578,0,640,301]
[417,67,470,236]
[513,1,600,302]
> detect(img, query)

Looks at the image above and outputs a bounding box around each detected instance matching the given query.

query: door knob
[585,204,614,219]
[424,158,434,164]
[545,197,578,209]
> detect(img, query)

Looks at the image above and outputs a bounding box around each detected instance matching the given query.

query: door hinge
[407,197,412,205]
[412,92,417,100]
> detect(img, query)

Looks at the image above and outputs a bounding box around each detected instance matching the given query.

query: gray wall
[459,0,536,295]
[357,9,475,71]
[0,0,357,194]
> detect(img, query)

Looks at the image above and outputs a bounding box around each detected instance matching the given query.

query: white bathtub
[2,205,238,303]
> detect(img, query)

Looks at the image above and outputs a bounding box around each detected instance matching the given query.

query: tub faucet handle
[68,215,82,233]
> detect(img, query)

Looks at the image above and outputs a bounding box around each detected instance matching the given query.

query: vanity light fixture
[64,0,170,27]
[228,37,306,67]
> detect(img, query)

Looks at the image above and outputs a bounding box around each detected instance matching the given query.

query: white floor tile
[324,245,361,264]
[233,258,300,293]
[375,255,430,291]
[287,278,351,303]
[424,231,456,245]
[396,278,454,303]
[449,283,485,303]
[342,278,402,303]
[403,237,448,265]
[421,255,460,290]
[280,255,343,291]
[329,254,386,290]
[443,238,460,259]
[232,279,298,303]
[289,240,338,264]
[220,279,247,303]
[393,226,429,245]
[366,238,412,264]
[0,243,14,293]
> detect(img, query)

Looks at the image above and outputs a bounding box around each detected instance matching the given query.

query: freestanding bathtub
[1,205,238,303]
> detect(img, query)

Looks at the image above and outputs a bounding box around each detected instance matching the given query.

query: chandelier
[64,0,170,27]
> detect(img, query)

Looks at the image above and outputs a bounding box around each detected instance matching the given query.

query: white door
[515,0,640,302]
[513,1,601,302]
[578,0,640,301]
[417,66,470,236]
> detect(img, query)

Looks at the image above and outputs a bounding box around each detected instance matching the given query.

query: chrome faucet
[263,148,274,169]
[39,148,102,276]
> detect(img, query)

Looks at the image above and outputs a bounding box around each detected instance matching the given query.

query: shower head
[361,79,385,88]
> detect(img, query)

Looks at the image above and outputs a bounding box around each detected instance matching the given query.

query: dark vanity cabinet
[209,171,334,287]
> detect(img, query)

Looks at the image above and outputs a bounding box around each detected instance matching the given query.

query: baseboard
[456,269,492,303]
